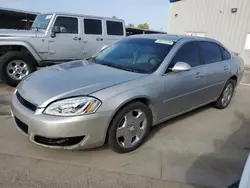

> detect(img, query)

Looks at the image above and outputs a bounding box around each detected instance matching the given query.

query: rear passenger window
[200,42,222,64]
[54,16,78,34]
[221,47,231,60]
[84,19,102,35]
[106,21,124,36]
[167,42,201,71]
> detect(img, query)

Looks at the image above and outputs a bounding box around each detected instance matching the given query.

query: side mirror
[172,62,191,72]
[52,26,60,33]
[50,32,56,38]
[50,26,60,38]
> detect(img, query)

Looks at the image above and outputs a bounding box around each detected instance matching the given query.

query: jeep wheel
[0,52,36,86]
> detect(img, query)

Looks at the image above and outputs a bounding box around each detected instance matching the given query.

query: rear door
[82,18,104,57]
[160,41,207,119]
[199,41,230,101]
[104,20,126,45]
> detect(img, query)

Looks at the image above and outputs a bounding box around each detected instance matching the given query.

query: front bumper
[10,92,113,150]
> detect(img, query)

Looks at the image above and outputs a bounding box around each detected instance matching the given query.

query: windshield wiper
[101,63,136,72]
[86,57,96,63]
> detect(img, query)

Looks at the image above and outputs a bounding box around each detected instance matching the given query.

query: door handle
[194,72,203,79]
[96,37,103,41]
[73,36,78,41]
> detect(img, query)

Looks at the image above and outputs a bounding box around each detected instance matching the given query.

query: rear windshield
[95,38,175,73]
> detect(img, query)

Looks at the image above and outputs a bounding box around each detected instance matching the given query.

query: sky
[1,0,170,31]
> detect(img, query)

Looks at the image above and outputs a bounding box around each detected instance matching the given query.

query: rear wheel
[214,79,235,109]
[0,52,36,86]
[108,102,152,153]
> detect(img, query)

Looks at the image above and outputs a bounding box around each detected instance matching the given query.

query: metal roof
[0,6,39,15]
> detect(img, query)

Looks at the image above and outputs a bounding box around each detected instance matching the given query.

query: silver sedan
[11,35,244,153]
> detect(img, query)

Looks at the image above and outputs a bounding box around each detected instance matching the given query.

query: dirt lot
[0,72,250,188]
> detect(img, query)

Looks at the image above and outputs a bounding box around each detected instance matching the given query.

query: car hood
[17,60,145,107]
[0,29,41,37]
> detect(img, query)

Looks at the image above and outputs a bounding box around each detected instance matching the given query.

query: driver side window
[53,16,78,34]
[166,42,201,73]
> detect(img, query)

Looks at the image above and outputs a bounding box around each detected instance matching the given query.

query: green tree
[138,23,149,29]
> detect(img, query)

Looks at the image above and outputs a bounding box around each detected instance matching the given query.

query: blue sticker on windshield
[155,39,174,45]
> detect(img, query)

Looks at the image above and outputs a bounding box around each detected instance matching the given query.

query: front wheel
[0,52,36,86]
[108,102,152,153]
[213,79,236,109]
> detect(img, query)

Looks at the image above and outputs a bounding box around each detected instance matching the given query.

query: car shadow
[185,111,250,188]
[78,106,212,153]
[145,105,211,143]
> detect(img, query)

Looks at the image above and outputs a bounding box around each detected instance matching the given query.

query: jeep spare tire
[0,52,36,87]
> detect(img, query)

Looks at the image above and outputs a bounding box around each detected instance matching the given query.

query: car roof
[44,12,124,22]
[128,34,219,43]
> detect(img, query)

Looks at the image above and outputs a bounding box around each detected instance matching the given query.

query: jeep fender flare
[0,40,42,62]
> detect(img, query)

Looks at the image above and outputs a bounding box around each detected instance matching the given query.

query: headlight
[44,97,101,116]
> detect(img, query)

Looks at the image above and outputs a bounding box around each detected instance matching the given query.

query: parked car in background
[0,12,126,86]
[11,35,244,153]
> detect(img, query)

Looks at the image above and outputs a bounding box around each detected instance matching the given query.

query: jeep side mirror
[52,26,60,33]
[51,26,60,38]
[50,32,56,38]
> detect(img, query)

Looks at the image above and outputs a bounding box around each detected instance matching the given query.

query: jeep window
[53,16,78,34]
[84,19,102,35]
[32,14,52,30]
[106,21,124,36]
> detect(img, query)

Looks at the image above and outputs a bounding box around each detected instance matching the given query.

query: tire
[0,52,36,87]
[108,102,153,153]
[213,79,236,109]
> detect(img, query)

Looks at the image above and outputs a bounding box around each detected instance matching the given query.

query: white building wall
[168,0,250,66]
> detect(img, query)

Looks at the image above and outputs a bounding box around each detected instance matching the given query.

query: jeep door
[81,18,105,58]
[104,19,126,46]
[48,15,83,60]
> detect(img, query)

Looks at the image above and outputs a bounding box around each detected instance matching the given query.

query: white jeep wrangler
[0,12,126,86]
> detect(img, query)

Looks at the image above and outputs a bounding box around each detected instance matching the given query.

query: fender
[100,84,161,125]
[0,40,42,62]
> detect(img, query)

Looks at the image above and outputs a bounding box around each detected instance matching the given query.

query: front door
[49,16,83,60]
[160,41,206,119]
[82,18,104,58]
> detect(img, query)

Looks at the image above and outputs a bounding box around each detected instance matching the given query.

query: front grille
[15,117,28,135]
[16,92,37,112]
[34,135,85,147]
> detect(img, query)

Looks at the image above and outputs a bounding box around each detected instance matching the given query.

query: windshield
[31,14,52,30]
[94,38,175,74]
